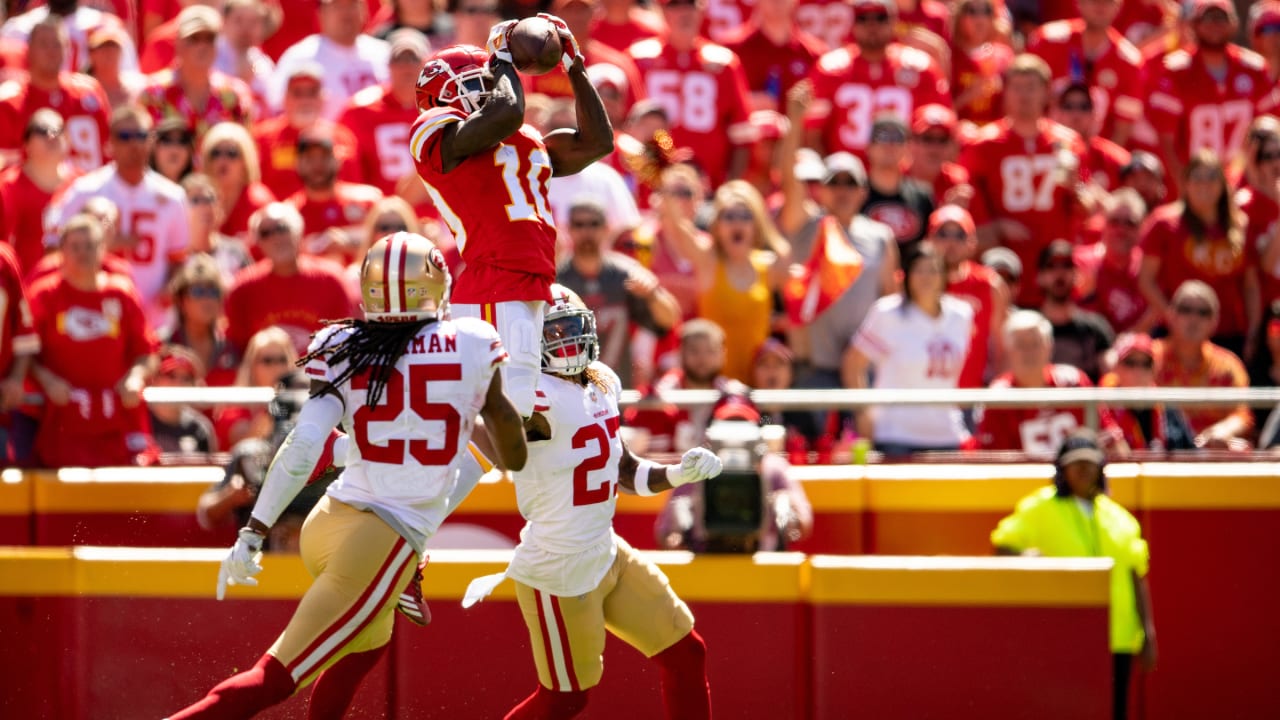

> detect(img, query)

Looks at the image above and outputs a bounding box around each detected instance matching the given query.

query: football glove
[669,447,723,487]
[216,527,265,600]
[537,13,583,71]
[486,19,518,65]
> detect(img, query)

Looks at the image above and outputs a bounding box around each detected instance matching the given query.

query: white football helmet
[541,284,599,376]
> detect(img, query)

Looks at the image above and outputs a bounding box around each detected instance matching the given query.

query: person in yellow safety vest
[991,427,1156,720]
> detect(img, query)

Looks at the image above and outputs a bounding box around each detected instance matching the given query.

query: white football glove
[486,19,518,64]
[537,13,583,71]
[668,447,723,487]
[216,527,265,600]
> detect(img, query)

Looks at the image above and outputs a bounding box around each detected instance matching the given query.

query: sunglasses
[719,209,753,222]
[456,4,499,14]
[183,32,217,44]
[1174,304,1213,318]
[570,219,604,229]
[855,13,891,24]
[917,132,950,145]
[29,125,63,140]
[163,374,197,383]
[258,224,290,238]
[375,222,409,234]
[114,129,150,143]
[962,3,994,15]
[157,133,191,146]
[1059,103,1093,112]
[664,187,696,200]
[825,177,861,188]
[1106,216,1140,228]
[1259,23,1280,36]
[210,147,241,161]
[1120,356,1154,370]
[1258,151,1280,163]
[1042,261,1075,271]
[288,86,322,98]
[871,131,907,144]
[257,355,290,366]
[187,284,221,299]
[934,229,968,241]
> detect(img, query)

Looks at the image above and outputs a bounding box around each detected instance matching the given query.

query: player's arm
[616,435,722,496]
[479,371,528,472]
[539,15,614,176]
[438,59,526,173]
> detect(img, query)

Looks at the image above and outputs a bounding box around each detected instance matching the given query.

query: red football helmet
[416,44,492,115]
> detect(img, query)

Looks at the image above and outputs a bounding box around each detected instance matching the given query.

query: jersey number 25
[351,363,462,465]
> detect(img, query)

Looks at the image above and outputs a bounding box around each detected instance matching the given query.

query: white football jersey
[269,34,390,120]
[305,316,507,555]
[506,362,624,596]
[45,165,191,330]
[852,294,974,446]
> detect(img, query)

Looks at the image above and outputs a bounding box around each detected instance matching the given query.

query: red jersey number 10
[494,143,555,225]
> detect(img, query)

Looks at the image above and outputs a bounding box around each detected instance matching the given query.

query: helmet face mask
[542,285,599,375]
[361,232,451,323]
[417,45,492,115]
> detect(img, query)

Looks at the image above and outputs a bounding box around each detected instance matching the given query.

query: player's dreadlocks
[298,318,434,408]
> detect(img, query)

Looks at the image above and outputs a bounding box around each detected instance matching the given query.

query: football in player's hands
[508,16,562,76]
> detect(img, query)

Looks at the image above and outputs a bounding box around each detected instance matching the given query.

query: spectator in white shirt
[269,0,390,119]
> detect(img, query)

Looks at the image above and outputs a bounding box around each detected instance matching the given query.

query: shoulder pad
[698,43,736,69]
[1037,20,1073,43]
[630,38,664,60]
[1163,49,1191,72]
[816,47,853,74]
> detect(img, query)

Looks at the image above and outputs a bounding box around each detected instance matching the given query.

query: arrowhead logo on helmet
[416,45,493,115]
[360,232,451,323]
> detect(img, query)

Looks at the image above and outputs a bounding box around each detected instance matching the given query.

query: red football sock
[652,630,711,720]
[503,685,589,720]
[167,653,295,720]
[307,645,387,720]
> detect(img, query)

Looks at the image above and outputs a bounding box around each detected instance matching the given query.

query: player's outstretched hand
[486,19,518,64]
[672,447,723,487]
[536,13,582,71]
[216,528,265,600]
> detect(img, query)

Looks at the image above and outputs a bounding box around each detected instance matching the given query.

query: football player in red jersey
[1025,0,1145,147]
[804,0,950,159]
[0,18,110,173]
[1146,0,1279,187]
[976,309,1124,457]
[628,0,757,187]
[959,54,1088,307]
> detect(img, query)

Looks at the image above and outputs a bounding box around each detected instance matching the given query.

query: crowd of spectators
[2,0,1280,469]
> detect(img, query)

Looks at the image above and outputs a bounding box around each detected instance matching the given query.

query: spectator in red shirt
[213,325,297,449]
[148,344,218,459]
[24,196,135,285]
[947,0,1013,127]
[200,121,275,242]
[224,202,354,355]
[1137,149,1260,360]
[1237,116,1280,309]
[906,103,972,208]
[1083,188,1149,334]
[447,0,501,48]
[1155,279,1254,449]
[0,109,78,277]
[1250,1,1280,82]
[0,17,111,172]
[1052,82,1131,193]
[724,0,825,117]
[593,0,666,53]
[288,124,383,264]
[137,6,254,143]
[1118,150,1168,213]
[27,213,159,468]
[1036,239,1116,382]
[0,241,39,462]
[939,205,1009,391]
[86,24,144,111]
[1099,331,1196,452]
[163,252,239,387]
[148,116,196,184]
[252,63,360,200]
[976,308,1123,458]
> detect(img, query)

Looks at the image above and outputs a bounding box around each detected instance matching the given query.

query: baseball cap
[1119,150,1165,180]
[1190,0,1235,21]
[928,205,975,237]
[1249,1,1280,34]
[297,124,336,150]
[287,61,325,85]
[853,0,896,16]
[587,62,628,94]
[981,246,1022,279]
[1113,332,1154,363]
[88,24,129,49]
[1038,239,1076,270]
[911,103,957,135]
[177,5,221,38]
[794,148,826,183]
[712,393,761,424]
[1056,428,1105,468]
[823,152,867,185]
[869,115,908,144]
[388,29,430,61]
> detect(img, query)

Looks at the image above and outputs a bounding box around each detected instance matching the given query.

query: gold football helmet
[360,232,450,322]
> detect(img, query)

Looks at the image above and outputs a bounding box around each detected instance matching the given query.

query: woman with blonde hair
[1137,149,1260,360]
[634,162,708,320]
[669,180,791,383]
[165,253,240,387]
[340,196,433,299]
[213,326,297,449]
[199,121,276,241]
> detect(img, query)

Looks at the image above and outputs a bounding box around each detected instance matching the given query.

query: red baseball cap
[712,394,761,424]
[912,104,957,135]
[1249,1,1280,34]
[1113,332,1154,363]
[928,205,975,238]
[1191,0,1236,21]
[853,0,896,16]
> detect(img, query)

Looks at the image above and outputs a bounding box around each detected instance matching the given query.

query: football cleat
[396,556,431,627]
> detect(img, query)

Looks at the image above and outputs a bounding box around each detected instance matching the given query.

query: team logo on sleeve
[1235,75,1253,94]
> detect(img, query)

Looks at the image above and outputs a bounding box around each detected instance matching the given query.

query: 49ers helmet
[360,232,450,322]
[541,284,599,376]
[416,44,492,115]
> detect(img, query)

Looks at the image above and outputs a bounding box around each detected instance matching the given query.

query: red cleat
[396,556,431,627]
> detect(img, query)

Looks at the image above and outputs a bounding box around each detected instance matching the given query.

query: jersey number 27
[573,415,620,507]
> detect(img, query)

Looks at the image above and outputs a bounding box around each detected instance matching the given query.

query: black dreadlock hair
[299,317,435,408]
